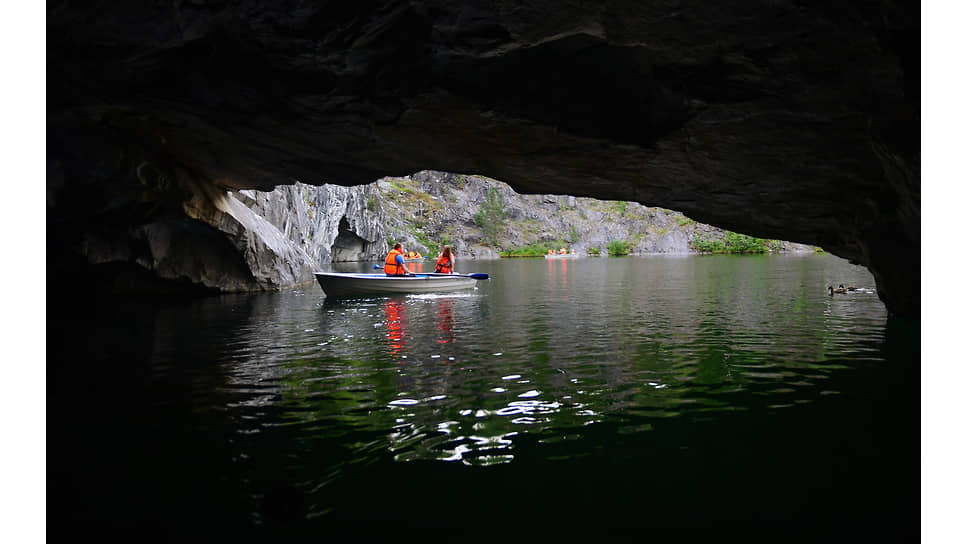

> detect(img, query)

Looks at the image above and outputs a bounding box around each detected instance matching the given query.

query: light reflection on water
[199,254,895,493]
[54,254,918,528]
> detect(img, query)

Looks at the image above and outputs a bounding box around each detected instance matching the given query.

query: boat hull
[545,254,578,259]
[314,272,477,296]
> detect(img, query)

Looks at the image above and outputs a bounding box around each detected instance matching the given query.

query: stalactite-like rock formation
[47,1,919,315]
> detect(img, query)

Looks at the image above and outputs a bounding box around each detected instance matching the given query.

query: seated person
[435,246,454,273]
[385,243,410,276]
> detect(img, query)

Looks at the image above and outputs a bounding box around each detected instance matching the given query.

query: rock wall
[44,161,816,296]
[235,182,387,267]
[373,171,813,258]
[47,0,918,313]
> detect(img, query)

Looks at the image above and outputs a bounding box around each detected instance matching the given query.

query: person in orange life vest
[559,247,567,254]
[435,245,454,274]
[547,249,555,256]
[385,243,411,276]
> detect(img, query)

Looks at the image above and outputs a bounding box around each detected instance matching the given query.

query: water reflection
[305,257,887,474]
[231,256,888,474]
[547,257,569,299]
[57,255,915,527]
[435,298,455,345]
[384,298,407,361]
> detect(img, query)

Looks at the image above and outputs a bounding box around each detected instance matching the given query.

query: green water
[50,254,918,533]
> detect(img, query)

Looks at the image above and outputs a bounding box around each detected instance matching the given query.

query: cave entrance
[331,216,370,262]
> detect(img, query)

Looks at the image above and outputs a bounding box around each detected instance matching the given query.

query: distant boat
[314,272,487,297]
[545,253,579,259]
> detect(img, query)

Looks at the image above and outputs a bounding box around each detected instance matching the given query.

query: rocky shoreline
[213,170,814,291]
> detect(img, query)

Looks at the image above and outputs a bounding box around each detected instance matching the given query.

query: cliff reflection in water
[52,255,916,527]
[222,256,892,475]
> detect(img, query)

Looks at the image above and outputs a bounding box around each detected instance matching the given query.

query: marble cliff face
[47,1,919,315]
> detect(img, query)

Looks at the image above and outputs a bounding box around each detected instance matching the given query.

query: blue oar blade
[468,273,489,280]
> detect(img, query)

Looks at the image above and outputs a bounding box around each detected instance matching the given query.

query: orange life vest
[385,249,406,275]
[434,254,453,274]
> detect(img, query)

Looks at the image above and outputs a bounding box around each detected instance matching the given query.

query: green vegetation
[691,236,726,253]
[415,231,437,256]
[474,187,508,247]
[301,190,318,220]
[607,240,632,256]
[500,241,569,257]
[387,177,439,211]
[725,231,766,253]
[375,175,811,261]
[520,219,543,236]
[691,231,775,254]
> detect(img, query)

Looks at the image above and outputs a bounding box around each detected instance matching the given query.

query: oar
[373,264,489,280]
[424,272,490,280]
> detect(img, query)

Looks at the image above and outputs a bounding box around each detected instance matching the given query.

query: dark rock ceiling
[47,0,919,316]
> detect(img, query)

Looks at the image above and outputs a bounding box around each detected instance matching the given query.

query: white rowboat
[314,272,486,297]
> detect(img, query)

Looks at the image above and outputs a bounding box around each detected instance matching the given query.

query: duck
[841,284,859,291]
[828,285,848,295]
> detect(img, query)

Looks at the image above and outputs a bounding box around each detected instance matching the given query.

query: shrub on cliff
[474,187,508,247]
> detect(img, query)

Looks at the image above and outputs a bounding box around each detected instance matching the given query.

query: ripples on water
[52,254,918,529]
[230,257,887,464]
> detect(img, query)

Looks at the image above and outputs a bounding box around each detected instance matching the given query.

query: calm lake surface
[51,254,919,532]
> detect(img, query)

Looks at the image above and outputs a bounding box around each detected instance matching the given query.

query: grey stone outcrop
[236,182,387,267]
